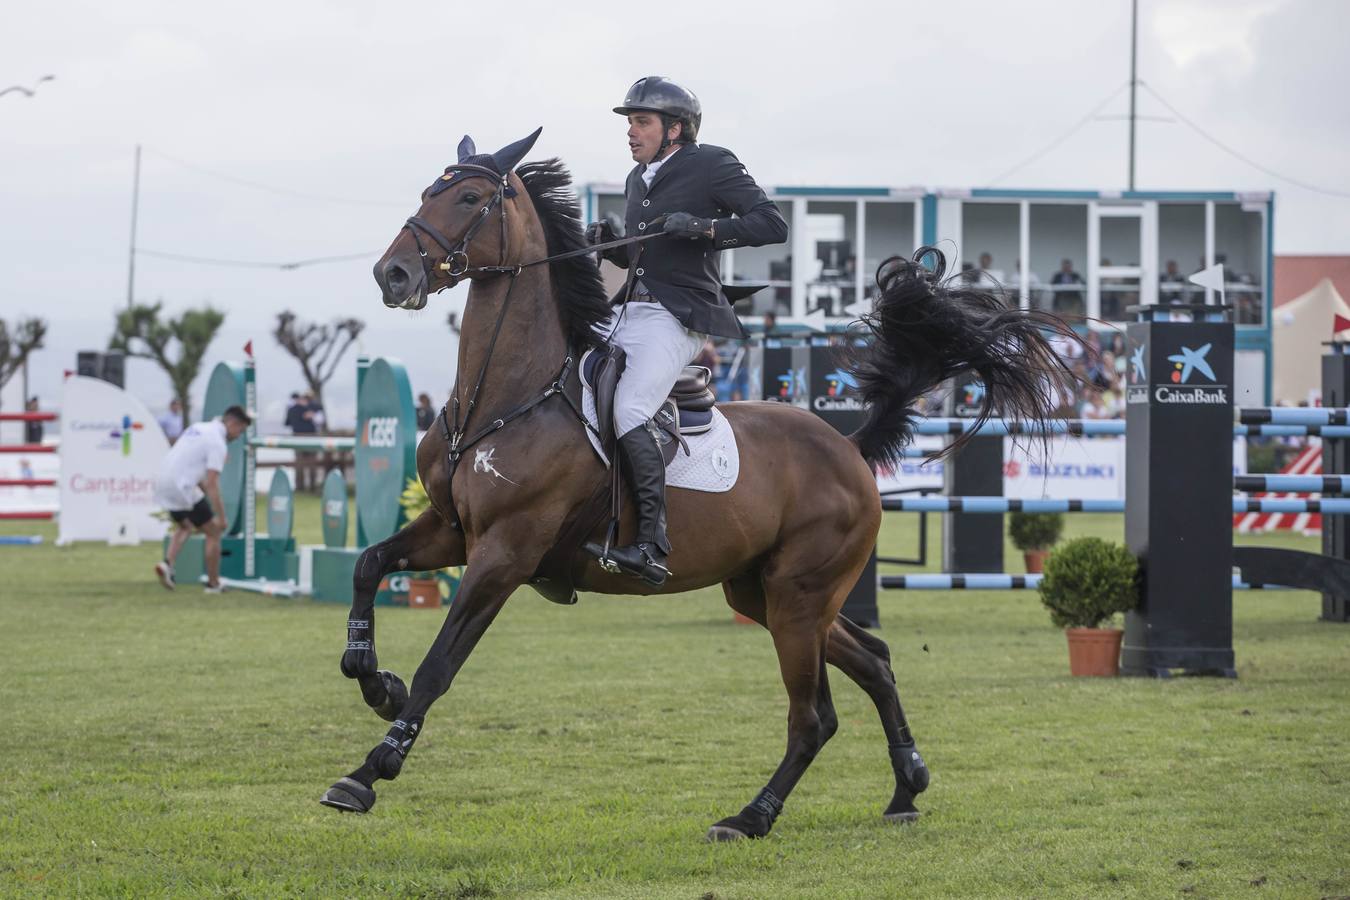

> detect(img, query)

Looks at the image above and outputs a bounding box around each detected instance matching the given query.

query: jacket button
[638,222,646,231]
[642,199,651,207]
[636,268,645,276]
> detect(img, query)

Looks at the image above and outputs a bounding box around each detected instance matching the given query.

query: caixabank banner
[57,374,171,544]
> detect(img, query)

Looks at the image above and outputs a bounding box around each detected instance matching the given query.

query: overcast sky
[3,0,1348,424]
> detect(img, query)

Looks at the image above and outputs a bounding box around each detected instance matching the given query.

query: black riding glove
[663,212,715,241]
[585,220,616,246]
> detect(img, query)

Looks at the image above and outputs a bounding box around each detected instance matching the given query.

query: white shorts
[597,301,706,435]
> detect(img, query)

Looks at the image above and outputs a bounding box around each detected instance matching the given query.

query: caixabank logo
[774,367,807,405]
[954,381,986,417]
[1126,342,1149,404]
[1155,342,1227,406]
[814,369,864,411]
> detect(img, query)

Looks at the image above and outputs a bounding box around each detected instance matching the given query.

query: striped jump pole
[0,412,58,422]
[912,418,1126,437]
[0,535,43,546]
[879,573,1291,591]
[882,497,1124,513]
[1235,474,1350,494]
[249,435,356,451]
[0,511,55,520]
[0,445,57,454]
[1238,407,1350,426]
[882,496,1350,515]
[1234,424,1350,438]
[0,478,57,487]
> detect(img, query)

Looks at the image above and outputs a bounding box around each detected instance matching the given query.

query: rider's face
[627,113,679,164]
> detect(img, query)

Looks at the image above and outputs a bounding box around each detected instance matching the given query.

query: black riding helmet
[613,76,702,149]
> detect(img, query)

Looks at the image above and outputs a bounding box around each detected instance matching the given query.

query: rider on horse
[586,75,788,586]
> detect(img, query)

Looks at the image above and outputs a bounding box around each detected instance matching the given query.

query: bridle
[400,162,665,530]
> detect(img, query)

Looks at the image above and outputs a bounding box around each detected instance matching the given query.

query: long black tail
[844,246,1081,469]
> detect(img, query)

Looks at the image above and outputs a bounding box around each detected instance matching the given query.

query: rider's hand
[663,212,714,241]
[585,220,616,246]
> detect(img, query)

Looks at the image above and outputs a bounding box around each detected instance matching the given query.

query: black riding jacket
[609,143,788,339]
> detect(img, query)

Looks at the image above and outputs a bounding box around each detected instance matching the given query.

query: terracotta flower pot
[408,577,442,609]
[1065,627,1123,676]
[1023,549,1049,574]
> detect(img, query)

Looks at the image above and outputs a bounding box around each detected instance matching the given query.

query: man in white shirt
[153,405,251,593]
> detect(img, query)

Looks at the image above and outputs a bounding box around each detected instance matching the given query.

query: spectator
[1050,259,1085,316]
[975,252,1005,289]
[23,397,43,445]
[284,392,307,434]
[291,392,320,492]
[153,405,252,594]
[416,393,436,431]
[157,398,185,443]
[1007,259,1043,307]
[762,310,779,338]
[1160,259,1185,302]
[305,393,326,432]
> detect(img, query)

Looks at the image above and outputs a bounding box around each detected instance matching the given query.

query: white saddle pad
[581,381,741,494]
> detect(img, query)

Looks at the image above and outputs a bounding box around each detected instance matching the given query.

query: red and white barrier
[1233,444,1323,535]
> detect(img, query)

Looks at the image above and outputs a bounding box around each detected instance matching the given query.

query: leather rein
[407,163,663,529]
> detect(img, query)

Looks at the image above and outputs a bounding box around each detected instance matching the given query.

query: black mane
[517,159,612,350]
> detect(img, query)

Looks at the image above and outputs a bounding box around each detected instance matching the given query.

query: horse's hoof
[706,825,751,842]
[883,810,921,824]
[319,777,376,814]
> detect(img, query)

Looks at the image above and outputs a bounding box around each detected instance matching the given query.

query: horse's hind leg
[339,510,464,723]
[710,569,843,841]
[722,575,930,827]
[827,615,930,822]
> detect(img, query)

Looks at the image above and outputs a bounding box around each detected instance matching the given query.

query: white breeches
[598,301,706,436]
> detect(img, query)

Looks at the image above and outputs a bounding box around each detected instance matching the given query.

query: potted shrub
[1037,537,1139,676]
[1009,511,1064,574]
[399,477,442,609]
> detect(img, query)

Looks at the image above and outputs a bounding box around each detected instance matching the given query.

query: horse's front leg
[339,510,465,723]
[321,540,533,814]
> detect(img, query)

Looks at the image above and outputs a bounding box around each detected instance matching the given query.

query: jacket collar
[641,142,700,195]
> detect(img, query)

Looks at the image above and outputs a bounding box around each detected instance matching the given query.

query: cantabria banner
[57,375,170,545]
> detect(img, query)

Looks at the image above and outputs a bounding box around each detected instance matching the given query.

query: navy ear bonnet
[427,127,543,198]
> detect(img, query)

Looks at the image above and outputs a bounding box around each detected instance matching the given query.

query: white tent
[1273,277,1350,405]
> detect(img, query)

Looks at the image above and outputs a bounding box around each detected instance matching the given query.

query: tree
[273,311,364,411]
[110,303,225,423]
[0,317,47,398]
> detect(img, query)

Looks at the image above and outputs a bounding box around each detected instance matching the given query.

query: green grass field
[1,499,1347,898]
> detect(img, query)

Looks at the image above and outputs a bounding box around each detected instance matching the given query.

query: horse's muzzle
[375,259,428,311]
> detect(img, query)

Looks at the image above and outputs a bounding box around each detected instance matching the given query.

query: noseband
[402,163,516,289]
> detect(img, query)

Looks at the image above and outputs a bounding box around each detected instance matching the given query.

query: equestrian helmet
[613,76,701,142]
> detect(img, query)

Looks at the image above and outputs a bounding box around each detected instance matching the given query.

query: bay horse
[321,129,1075,840]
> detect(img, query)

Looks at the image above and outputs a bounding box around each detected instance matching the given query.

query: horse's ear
[491,126,542,174]
[457,135,476,162]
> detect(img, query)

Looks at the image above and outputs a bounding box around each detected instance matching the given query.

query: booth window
[804,200,858,317]
[1029,204,1088,317]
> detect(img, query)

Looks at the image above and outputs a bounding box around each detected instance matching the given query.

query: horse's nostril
[384,263,409,291]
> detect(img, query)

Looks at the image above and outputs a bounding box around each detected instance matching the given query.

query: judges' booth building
[583,184,1275,404]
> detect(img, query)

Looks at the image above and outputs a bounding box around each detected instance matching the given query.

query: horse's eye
[462,193,480,205]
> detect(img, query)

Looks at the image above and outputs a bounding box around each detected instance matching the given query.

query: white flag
[1188,263,1226,294]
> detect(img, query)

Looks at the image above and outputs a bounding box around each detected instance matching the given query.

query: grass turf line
[0,496,1346,898]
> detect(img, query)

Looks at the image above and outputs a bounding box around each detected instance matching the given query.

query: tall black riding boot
[601,424,671,586]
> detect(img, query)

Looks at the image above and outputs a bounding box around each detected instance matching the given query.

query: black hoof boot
[319,777,376,814]
[883,742,929,823]
[706,787,782,842]
[364,717,422,781]
[359,670,408,722]
[341,618,377,679]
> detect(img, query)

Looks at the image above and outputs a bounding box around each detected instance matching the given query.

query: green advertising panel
[202,361,247,535]
[321,469,349,549]
[354,358,416,544]
[266,468,294,550]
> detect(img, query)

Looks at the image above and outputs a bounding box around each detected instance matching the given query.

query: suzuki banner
[876,435,1246,499]
[57,375,170,545]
